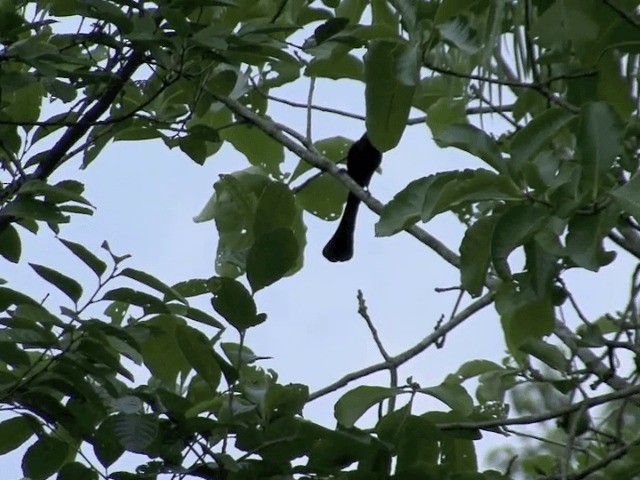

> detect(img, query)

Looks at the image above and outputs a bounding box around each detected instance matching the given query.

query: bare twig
[357,290,397,412]
[309,292,494,400]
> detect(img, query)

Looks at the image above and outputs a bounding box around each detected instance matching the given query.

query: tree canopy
[1,0,640,479]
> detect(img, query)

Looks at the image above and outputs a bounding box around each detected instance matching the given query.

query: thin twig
[306,77,316,142]
[309,292,494,400]
[357,290,397,413]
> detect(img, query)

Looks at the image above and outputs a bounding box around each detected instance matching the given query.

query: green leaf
[102,288,168,312]
[596,52,635,119]
[335,386,399,427]
[292,136,351,181]
[510,108,575,168]
[0,287,38,311]
[376,174,455,236]
[296,173,349,220]
[306,53,364,81]
[426,98,467,134]
[419,384,474,416]
[140,315,191,385]
[3,197,68,224]
[0,416,35,454]
[0,342,30,368]
[0,224,21,263]
[395,415,440,472]
[247,228,299,292]
[57,461,99,480]
[171,278,210,298]
[19,179,91,206]
[491,205,550,279]
[453,360,504,381]
[376,169,519,237]
[566,209,617,271]
[365,39,418,151]
[112,413,158,453]
[120,268,187,304]
[184,307,225,329]
[253,182,296,235]
[421,169,519,222]
[336,0,367,22]
[221,123,284,177]
[94,416,124,467]
[22,435,69,480]
[30,263,82,303]
[611,172,640,222]
[413,75,463,112]
[432,123,505,173]
[519,338,568,372]
[176,324,222,391]
[460,215,500,296]
[59,238,107,277]
[209,277,261,330]
[577,102,624,196]
[495,284,555,355]
[437,16,480,53]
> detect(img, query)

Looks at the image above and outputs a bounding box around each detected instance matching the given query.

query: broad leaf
[365,39,418,151]
[247,228,298,292]
[335,386,399,428]
[30,263,82,303]
[176,324,222,391]
[460,214,500,296]
[490,205,549,279]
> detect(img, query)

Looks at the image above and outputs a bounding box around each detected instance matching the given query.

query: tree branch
[309,292,494,400]
[0,48,145,234]
[212,93,461,269]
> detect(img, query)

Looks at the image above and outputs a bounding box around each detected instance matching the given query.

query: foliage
[0,0,640,479]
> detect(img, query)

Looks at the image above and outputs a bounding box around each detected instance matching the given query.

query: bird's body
[322,134,382,262]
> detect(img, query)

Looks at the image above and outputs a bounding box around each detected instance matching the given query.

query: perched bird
[322,134,382,262]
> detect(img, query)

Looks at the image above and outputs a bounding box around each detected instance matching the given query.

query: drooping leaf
[30,263,82,303]
[253,182,296,236]
[611,172,640,222]
[495,283,555,356]
[59,238,107,277]
[57,462,99,480]
[577,101,624,196]
[420,383,474,416]
[491,204,550,279]
[247,228,298,292]
[112,413,159,453]
[221,122,284,177]
[510,108,574,168]
[0,224,21,263]
[209,277,262,330]
[432,123,505,173]
[335,386,400,428]
[102,288,168,312]
[460,214,500,296]
[365,39,418,151]
[566,209,617,271]
[3,197,68,224]
[519,338,568,372]
[0,416,35,454]
[140,315,191,386]
[22,435,69,480]
[120,268,187,304]
[176,324,222,391]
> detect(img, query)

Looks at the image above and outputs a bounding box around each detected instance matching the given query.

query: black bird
[322,134,382,262]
